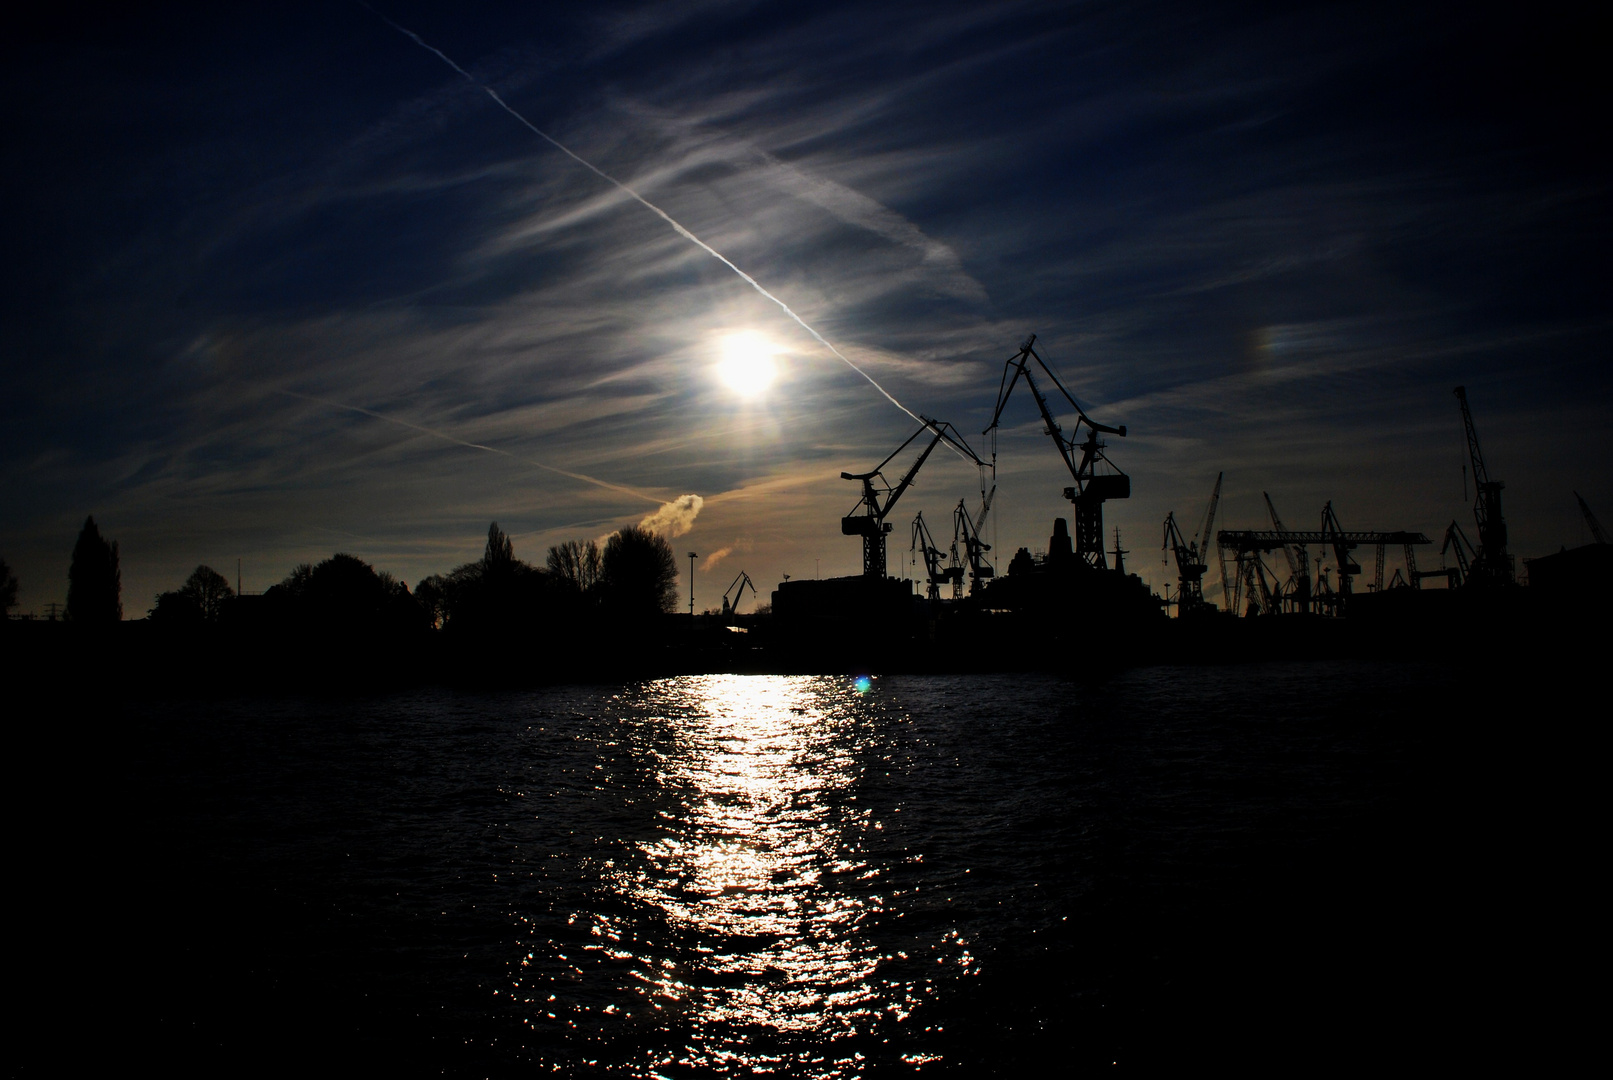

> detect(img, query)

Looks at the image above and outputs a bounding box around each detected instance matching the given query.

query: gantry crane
[1162,472,1222,615]
[1454,386,1513,585]
[842,417,983,580]
[984,335,1129,568]
[720,571,756,616]
[1218,504,1429,615]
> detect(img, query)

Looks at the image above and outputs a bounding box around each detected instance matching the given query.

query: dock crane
[910,512,960,601]
[1263,491,1310,613]
[1162,471,1222,615]
[1219,505,1428,615]
[1439,520,1476,587]
[842,417,983,580]
[720,571,756,616]
[1576,492,1610,546]
[984,335,1129,568]
[954,489,996,595]
[1455,386,1514,585]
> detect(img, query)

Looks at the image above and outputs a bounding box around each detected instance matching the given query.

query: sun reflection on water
[510,674,965,1076]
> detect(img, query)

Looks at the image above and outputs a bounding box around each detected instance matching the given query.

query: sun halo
[716,332,778,398]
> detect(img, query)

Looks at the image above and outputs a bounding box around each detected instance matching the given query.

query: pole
[687,552,697,615]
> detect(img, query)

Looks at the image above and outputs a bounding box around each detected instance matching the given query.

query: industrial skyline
[4,2,1607,614]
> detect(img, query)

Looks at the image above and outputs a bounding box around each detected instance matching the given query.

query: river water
[33,660,1572,1072]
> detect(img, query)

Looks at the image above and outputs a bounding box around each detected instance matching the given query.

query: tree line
[5,516,682,640]
[151,521,681,638]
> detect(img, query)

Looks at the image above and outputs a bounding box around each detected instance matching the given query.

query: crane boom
[984,335,1129,568]
[1576,491,1610,546]
[842,416,981,579]
[1454,386,1513,585]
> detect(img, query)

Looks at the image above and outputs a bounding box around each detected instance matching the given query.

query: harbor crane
[984,335,1129,568]
[954,489,996,595]
[910,512,961,601]
[720,571,756,616]
[843,417,983,580]
[1162,471,1222,615]
[1439,520,1476,587]
[1576,492,1610,546]
[1262,492,1311,612]
[1218,504,1429,615]
[1455,386,1514,585]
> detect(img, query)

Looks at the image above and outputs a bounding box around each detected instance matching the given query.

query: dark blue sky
[3,1,1607,613]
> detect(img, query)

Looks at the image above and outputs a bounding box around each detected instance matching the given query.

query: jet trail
[358,3,924,426]
[278,389,665,505]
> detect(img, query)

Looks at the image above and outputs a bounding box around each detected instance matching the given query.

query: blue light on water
[853,675,872,694]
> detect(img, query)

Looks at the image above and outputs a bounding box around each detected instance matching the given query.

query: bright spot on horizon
[716,331,778,398]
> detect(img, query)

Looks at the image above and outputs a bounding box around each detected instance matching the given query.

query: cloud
[700,546,732,571]
[639,493,704,537]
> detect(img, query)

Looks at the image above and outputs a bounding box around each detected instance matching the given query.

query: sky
[3,1,1608,616]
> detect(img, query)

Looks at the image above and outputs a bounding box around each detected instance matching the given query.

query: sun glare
[717,332,778,398]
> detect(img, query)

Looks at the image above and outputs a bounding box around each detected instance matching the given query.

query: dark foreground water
[18,660,1591,1073]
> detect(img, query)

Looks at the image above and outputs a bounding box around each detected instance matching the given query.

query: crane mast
[720,571,756,616]
[1263,491,1310,613]
[910,512,957,601]
[843,417,983,580]
[984,335,1129,568]
[1575,492,1610,546]
[954,498,995,595]
[1454,386,1513,585]
[1162,511,1206,611]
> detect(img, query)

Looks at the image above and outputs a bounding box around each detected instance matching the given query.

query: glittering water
[81,663,1488,1073]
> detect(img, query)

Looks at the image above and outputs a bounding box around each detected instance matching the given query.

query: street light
[688,552,697,615]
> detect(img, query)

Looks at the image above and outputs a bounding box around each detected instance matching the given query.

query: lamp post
[688,552,697,615]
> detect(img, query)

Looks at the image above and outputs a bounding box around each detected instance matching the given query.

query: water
[31,661,1540,1072]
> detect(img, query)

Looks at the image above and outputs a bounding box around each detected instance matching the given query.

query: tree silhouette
[180,565,234,622]
[601,526,679,617]
[148,589,203,624]
[67,516,121,623]
[261,554,424,635]
[485,521,515,569]
[546,539,602,595]
[0,557,17,616]
[414,574,449,630]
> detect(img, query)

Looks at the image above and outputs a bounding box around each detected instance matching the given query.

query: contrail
[358,3,923,426]
[278,389,665,505]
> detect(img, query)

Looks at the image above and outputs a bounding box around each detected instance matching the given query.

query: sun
[716,332,778,398]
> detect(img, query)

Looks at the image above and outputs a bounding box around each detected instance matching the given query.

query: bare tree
[546,539,603,594]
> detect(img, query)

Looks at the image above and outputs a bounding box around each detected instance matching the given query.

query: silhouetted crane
[842,418,982,580]
[1262,491,1310,613]
[1454,386,1513,585]
[1440,519,1476,587]
[720,571,756,616]
[984,335,1129,568]
[910,512,959,602]
[953,492,996,595]
[1163,473,1221,616]
[1219,504,1428,615]
[1576,492,1610,546]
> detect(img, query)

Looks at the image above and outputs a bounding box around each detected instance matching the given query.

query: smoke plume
[639,494,703,538]
[700,547,732,571]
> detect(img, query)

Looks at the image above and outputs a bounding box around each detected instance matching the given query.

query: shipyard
[5,4,1605,1074]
